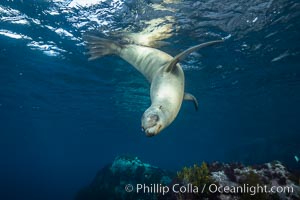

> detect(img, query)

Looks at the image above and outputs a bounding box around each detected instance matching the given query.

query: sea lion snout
[141,111,162,136]
[143,124,162,137]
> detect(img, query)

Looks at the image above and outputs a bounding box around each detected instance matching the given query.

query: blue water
[0,0,299,199]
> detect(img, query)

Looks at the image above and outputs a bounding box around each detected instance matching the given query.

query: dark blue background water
[0,0,299,199]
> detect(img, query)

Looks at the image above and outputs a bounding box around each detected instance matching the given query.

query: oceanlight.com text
[124,183,294,196]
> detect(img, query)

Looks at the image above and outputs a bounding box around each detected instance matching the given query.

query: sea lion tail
[83,35,122,61]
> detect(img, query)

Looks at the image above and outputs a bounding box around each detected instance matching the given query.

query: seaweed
[177,162,213,187]
[174,162,219,199]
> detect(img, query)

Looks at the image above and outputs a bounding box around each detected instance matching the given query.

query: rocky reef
[75,156,300,200]
[75,156,173,200]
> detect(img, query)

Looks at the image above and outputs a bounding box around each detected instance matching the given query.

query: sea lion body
[84,35,222,136]
[118,44,184,136]
[119,45,173,81]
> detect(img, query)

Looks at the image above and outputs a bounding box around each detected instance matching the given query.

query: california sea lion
[84,35,223,136]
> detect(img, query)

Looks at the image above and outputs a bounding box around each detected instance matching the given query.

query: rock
[75,155,173,200]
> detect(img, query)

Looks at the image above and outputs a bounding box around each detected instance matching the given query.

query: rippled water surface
[0,0,299,199]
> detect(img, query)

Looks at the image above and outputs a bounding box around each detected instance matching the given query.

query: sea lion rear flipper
[164,40,224,72]
[184,93,198,111]
[83,35,122,61]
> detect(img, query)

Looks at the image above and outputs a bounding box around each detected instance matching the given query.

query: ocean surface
[0,0,299,199]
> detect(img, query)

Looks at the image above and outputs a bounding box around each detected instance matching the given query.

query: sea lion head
[141,105,166,137]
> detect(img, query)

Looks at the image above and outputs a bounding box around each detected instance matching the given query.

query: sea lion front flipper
[184,93,198,111]
[164,40,224,73]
